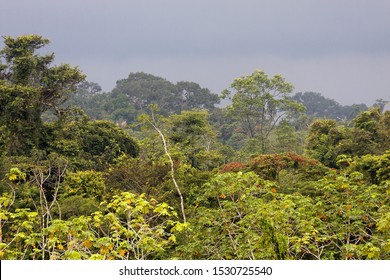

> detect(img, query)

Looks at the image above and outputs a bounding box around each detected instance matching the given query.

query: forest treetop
[0,34,389,260]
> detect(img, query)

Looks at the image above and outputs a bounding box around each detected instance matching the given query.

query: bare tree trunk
[32,159,68,259]
[149,110,187,223]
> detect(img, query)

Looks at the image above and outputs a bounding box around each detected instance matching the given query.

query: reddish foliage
[249,152,325,180]
[219,162,247,173]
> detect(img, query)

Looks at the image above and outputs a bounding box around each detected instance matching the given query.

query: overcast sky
[1,0,389,105]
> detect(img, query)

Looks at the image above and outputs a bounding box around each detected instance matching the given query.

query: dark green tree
[305,119,344,167]
[169,110,221,170]
[351,107,390,154]
[111,72,219,116]
[175,81,220,111]
[111,72,178,115]
[0,35,85,155]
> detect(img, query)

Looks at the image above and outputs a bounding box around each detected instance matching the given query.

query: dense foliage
[0,35,389,260]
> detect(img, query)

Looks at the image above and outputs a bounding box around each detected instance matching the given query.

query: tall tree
[0,35,85,155]
[111,72,219,116]
[305,119,344,167]
[222,69,305,153]
[175,81,220,111]
[112,72,177,114]
[169,109,221,170]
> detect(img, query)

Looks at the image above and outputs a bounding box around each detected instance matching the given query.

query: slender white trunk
[149,111,187,223]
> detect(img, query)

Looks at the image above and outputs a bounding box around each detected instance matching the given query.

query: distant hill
[292,92,368,121]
